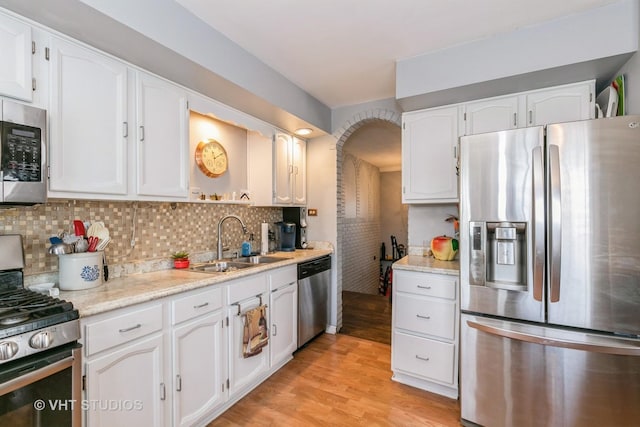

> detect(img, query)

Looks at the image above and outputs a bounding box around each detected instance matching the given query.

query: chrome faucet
[217,214,248,260]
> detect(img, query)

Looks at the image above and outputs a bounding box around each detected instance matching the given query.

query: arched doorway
[333,109,404,344]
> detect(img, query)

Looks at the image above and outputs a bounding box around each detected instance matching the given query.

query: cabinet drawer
[269,265,296,291]
[394,270,457,300]
[227,274,268,304]
[84,304,163,356]
[393,331,455,385]
[172,286,223,325]
[395,293,456,340]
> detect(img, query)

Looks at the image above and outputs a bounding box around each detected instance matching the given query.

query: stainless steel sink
[234,255,292,264]
[190,260,256,273]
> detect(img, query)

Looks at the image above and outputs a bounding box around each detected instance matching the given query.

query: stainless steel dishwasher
[297,255,331,348]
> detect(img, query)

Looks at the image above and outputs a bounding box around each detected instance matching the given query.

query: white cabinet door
[402,106,459,203]
[135,72,189,198]
[0,13,32,101]
[526,82,593,126]
[269,283,297,367]
[227,295,269,398]
[85,334,165,427]
[172,311,226,427]
[48,37,128,195]
[463,96,519,135]
[292,137,307,205]
[273,132,292,204]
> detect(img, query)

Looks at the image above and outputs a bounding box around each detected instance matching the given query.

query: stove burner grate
[0,287,79,338]
[0,313,30,325]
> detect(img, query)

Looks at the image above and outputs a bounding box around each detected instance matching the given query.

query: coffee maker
[283,207,308,249]
[274,221,296,252]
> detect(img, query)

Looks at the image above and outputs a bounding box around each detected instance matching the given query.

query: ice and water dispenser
[469,221,527,291]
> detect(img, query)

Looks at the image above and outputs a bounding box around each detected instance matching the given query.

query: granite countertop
[59,249,332,317]
[393,255,459,276]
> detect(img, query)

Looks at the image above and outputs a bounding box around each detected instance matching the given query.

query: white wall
[408,204,459,255]
[380,171,407,255]
[397,0,639,110]
[332,97,402,133]
[0,0,331,134]
[306,134,339,327]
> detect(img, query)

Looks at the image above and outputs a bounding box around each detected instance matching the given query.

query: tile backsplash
[0,199,282,280]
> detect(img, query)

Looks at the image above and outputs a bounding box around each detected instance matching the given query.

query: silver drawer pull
[415,355,430,362]
[118,324,142,333]
[417,285,432,289]
[193,302,209,309]
[416,314,431,320]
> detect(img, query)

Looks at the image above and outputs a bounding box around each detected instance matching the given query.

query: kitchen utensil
[74,238,89,253]
[48,243,73,255]
[73,220,86,237]
[87,221,110,242]
[49,236,63,245]
[96,236,111,251]
[87,236,99,252]
[103,252,109,282]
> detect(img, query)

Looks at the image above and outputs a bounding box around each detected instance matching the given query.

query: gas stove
[0,236,80,365]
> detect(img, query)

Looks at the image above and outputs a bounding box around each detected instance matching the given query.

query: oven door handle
[0,350,77,397]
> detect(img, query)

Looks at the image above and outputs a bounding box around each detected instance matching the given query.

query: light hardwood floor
[340,290,392,345]
[209,333,461,426]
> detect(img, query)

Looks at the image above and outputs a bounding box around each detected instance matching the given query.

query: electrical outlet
[308,208,318,216]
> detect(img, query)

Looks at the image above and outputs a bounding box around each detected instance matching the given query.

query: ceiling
[175,0,617,109]
[174,0,618,170]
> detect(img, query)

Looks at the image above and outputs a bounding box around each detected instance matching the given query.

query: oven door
[0,343,81,427]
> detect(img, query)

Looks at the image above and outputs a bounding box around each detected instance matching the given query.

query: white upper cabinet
[273,132,292,204]
[135,71,188,198]
[47,36,189,200]
[48,36,129,196]
[462,96,519,135]
[292,137,307,205]
[401,80,594,204]
[0,12,32,102]
[525,81,594,126]
[402,105,459,203]
[248,131,307,206]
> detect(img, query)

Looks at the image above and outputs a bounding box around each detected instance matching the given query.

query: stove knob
[30,331,53,350]
[0,341,18,360]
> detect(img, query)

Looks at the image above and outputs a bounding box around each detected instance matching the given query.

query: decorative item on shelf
[445,214,459,237]
[195,138,228,178]
[171,251,190,269]
[430,235,458,261]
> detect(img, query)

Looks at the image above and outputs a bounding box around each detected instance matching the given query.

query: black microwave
[0,100,46,206]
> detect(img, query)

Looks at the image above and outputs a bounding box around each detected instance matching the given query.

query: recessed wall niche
[189,111,248,200]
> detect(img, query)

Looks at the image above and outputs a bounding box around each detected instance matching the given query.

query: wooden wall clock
[195,138,228,178]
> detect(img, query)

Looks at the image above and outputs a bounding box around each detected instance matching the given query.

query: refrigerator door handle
[467,319,640,356]
[532,146,544,301]
[549,145,562,302]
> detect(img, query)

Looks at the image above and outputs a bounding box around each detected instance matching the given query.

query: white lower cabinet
[170,287,226,427]
[83,302,166,427]
[268,265,298,368]
[391,269,459,399]
[82,267,303,426]
[226,274,269,400]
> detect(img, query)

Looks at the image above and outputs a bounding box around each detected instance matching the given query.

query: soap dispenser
[241,233,253,256]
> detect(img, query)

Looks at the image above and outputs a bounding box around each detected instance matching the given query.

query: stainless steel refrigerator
[459,115,640,427]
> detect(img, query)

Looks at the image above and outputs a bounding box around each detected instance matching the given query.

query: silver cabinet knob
[0,341,18,360]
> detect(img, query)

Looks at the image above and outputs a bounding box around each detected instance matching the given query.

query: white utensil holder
[58,251,104,291]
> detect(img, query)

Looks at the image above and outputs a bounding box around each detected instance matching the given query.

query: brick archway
[333,108,401,329]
